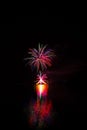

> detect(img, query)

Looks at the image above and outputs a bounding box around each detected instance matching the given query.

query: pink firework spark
[25,43,55,71]
[36,72,48,84]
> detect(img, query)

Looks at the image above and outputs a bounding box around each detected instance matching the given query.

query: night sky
[1,16,87,129]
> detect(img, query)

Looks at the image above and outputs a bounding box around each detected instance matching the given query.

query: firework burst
[36,72,48,98]
[25,43,55,71]
[36,72,48,84]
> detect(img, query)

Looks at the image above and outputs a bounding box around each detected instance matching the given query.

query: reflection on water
[28,98,53,128]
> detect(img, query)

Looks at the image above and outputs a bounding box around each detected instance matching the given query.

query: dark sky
[1,16,87,129]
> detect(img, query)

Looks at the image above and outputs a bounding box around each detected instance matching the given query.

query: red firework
[25,43,55,71]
